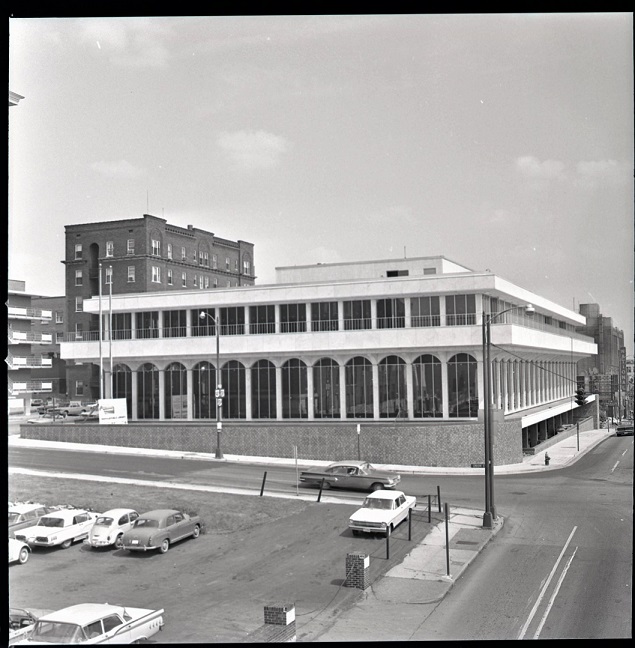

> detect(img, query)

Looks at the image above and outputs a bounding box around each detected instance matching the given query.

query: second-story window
[445,294,476,326]
[204,252,209,267]
[74,244,82,260]
[167,269,173,285]
[152,266,161,283]
[127,266,135,283]
[225,257,230,270]
[212,254,218,269]
[181,246,186,261]
[75,270,83,286]
[55,311,63,324]
[193,274,198,287]
[127,239,135,255]
[75,297,83,312]
[152,239,161,256]
[105,267,113,285]
[106,241,114,257]
[181,271,187,287]
[167,243,173,260]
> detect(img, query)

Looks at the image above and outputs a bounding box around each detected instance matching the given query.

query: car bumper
[122,544,157,551]
[84,538,112,548]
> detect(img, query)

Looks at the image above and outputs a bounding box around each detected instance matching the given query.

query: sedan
[616,420,634,436]
[14,508,99,549]
[85,508,140,549]
[9,537,31,565]
[121,509,203,554]
[348,490,417,537]
[299,461,401,492]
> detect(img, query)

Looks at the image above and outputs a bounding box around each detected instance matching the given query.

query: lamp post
[482,302,535,529]
[200,311,223,459]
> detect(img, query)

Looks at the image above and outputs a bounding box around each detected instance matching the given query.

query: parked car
[348,490,417,537]
[85,509,140,549]
[9,503,58,538]
[9,608,54,645]
[58,401,94,417]
[14,508,99,549]
[13,603,164,644]
[9,538,31,565]
[616,420,634,436]
[299,461,401,492]
[121,509,202,554]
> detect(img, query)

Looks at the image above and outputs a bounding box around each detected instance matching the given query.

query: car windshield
[94,516,114,526]
[362,498,393,510]
[134,518,159,528]
[31,620,85,644]
[37,517,64,528]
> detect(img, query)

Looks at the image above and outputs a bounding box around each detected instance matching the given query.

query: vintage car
[348,489,417,537]
[299,460,401,492]
[9,608,54,645]
[85,509,140,549]
[121,509,202,554]
[13,603,164,644]
[9,537,31,565]
[14,508,99,549]
[9,503,58,538]
[616,420,634,436]
[58,401,96,417]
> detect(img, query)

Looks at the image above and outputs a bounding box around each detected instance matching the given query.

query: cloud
[515,155,566,180]
[218,130,291,170]
[575,159,631,187]
[90,159,146,179]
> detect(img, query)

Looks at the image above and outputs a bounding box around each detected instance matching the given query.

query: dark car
[616,420,634,436]
[121,509,203,554]
[299,460,401,492]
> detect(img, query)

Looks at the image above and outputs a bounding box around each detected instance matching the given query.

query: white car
[9,538,31,565]
[14,508,99,549]
[349,490,417,537]
[85,509,140,549]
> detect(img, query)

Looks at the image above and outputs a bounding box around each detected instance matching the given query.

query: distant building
[62,213,255,401]
[61,255,598,467]
[7,280,54,413]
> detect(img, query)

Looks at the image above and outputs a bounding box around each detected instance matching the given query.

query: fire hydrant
[544,453,551,466]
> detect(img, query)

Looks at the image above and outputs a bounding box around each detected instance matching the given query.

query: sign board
[98,398,128,425]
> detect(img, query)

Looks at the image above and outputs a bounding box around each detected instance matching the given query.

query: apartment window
[152,239,161,256]
[411,296,440,327]
[445,294,476,326]
[199,251,204,266]
[127,239,135,255]
[311,302,338,331]
[182,272,187,287]
[152,266,161,283]
[75,270,83,286]
[225,257,230,270]
[204,276,209,288]
[56,331,64,343]
[234,259,239,271]
[212,254,218,269]
[193,274,198,287]
[55,311,63,324]
[127,266,136,283]
[74,244,83,260]
[75,381,84,396]
[75,297,83,312]
[75,323,83,340]
[243,259,251,275]
[167,243,173,260]
[105,267,113,285]
[167,269,173,285]
[181,246,186,261]
[280,303,306,333]
[213,278,218,288]
[204,252,209,267]
[106,241,114,257]
[344,300,371,330]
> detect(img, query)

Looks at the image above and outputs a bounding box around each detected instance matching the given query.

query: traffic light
[575,388,587,407]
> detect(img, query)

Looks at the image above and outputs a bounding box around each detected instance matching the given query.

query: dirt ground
[9,474,429,643]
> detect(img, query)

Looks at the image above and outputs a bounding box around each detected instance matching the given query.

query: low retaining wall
[19,418,524,468]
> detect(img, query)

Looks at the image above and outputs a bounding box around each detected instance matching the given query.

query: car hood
[349,509,393,523]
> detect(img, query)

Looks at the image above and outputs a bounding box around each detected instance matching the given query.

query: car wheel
[18,547,29,564]
[352,530,360,537]
[159,539,170,554]
[370,483,384,492]
[114,533,124,549]
[192,524,200,539]
[61,538,72,549]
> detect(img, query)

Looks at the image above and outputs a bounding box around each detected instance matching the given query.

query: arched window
[345,357,373,418]
[222,360,246,419]
[448,353,478,418]
[164,362,187,419]
[193,361,217,419]
[251,360,276,419]
[412,355,443,417]
[313,358,340,418]
[282,359,307,418]
[378,355,407,418]
[113,364,132,418]
[137,363,159,419]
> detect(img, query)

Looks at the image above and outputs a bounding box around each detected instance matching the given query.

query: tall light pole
[482,302,535,529]
[200,310,223,459]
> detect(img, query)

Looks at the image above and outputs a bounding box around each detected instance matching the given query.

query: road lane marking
[621,449,628,456]
[611,461,619,473]
[517,526,577,640]
[533,546,578,639]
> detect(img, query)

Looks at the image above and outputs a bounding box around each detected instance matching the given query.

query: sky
[8,13,634,354]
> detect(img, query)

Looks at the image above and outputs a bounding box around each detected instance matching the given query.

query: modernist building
[62,213,255,401]
[60,256,597,465]
[7,280,53,413]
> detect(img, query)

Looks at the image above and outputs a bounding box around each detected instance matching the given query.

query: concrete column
[441,359,449,418]
[185,309,192,337]
[274,304,280,334]
[405,360,414,418]
[405,297,412,328]
[131,369,138,420]
[371,300,377,329]
[245,364,252,420]
[244,305,250,335]
[186,368,193,420]
[158,370,165,419]
[307,361,314,419]
[372,362,380,419]
[339,363,347,419]
[275,365,283,420]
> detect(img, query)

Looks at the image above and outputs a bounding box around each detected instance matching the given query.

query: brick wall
[19,418,524,467]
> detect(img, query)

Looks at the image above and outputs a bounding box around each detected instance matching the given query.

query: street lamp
[200,311,223,459]
[482,302,535,529]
